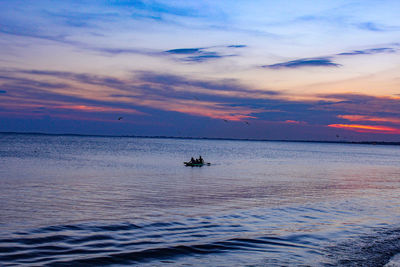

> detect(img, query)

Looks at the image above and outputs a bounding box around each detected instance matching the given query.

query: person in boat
[190,157,195,163]
[199,155,204,164]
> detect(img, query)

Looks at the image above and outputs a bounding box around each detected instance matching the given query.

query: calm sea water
[0,133,399,266]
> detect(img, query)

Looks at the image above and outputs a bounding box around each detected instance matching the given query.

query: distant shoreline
[1,131,399,146]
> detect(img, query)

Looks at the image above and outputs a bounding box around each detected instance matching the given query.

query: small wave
[2,204,396,266]
[39,236,307,266]
[0,219,311,266]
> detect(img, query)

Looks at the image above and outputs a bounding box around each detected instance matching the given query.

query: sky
[1,0,400,141]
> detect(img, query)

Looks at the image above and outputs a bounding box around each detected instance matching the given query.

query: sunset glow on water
[1,134,399,266]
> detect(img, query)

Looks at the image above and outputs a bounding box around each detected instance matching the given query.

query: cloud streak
[2,68,399,129]
[1,66,400,140]
[164,45,245,62]
[328,124,400,134]
[357,22,384,32]
[262,57,341,69]
[316,94,400,117]
[262,44,398,70]
[337,47,396,56]
[2,69,270,121]
[338,115,400,124]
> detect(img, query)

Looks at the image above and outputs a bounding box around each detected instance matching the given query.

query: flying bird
[244,121,250,125]
[223,119,228,123]
[118,117,123,120]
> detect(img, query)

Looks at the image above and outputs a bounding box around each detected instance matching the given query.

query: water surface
[0,134,399,266]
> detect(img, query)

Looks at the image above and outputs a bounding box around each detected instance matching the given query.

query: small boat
[184,162,211,167]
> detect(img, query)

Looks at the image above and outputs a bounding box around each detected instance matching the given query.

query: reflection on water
[0,134,399,266]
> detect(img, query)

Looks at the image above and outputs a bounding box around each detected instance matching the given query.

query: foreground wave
[1,211,399,266]
[0,220,310,266]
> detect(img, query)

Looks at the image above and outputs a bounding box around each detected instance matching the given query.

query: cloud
[109,0,200,18]
[90,47,153,56]
[261,45,397,70]
[337,47,396,56]
[3,68,400,138]
[0,23,142,58]
[5,69,270,121]
[184,53,227,62]
[338,115,400,124]
[165,48,225,62]
[133,71,280,98]
[165,48,202,54]
[284,120,307,125]
[262,57,341,69]
[0,71,145,117]
[44,10,119,28]
[0,90,7,94]
[0,74,69,89]
[316,94,400,117]
[357,22,384,32]
[0,15,156,58]
[227,45,247,48]
[328,124,400,134]
[0,25,75,46]
[164,45,245,62]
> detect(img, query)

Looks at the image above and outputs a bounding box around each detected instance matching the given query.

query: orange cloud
[158,100,257,121]
[55,105,144,115]
[338,115,400,124]
[284,120,307,124]
[328,124,400,134]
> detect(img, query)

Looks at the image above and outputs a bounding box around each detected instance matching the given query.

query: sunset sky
[1,0,400,141]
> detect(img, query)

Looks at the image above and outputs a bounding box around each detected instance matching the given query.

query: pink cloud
[328,124,400,134]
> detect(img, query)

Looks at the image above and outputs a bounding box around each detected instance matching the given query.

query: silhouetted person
[199,155,203,164]
[190,157,195,163]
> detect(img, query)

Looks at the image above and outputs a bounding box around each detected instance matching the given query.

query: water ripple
[0,217,317,266]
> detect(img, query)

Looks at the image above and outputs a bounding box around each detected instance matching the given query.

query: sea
[0,133,399,266]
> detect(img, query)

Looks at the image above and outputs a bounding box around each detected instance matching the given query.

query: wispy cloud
[44,10,119,28]
[328,124,400,134]
[3,69,269,121]
[317,93,400,116]
[165,48,225,62]
[284,120,307,125]
[164,45,245,62]
[109,0,201,18]
[262,57,341,69]
[357,22,384,32]
[0,71,145,118]
[0,25,75,46]
[337,47,396,56]
[337,115,400,124]
[133,71,279,98]
[165,48,202,54]
[227,45,247,48]
[0,25,154,57]
[2,68,400,137]
[262,44,398,70]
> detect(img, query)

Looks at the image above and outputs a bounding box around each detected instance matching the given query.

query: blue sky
[1,0,400,140]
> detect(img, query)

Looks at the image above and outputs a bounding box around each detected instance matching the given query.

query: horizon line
[1,131,399,146]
